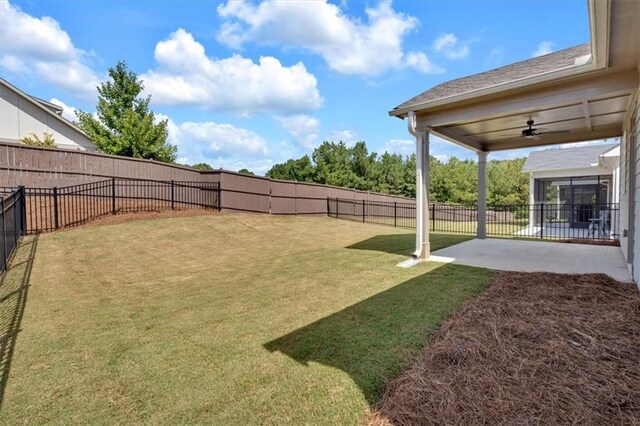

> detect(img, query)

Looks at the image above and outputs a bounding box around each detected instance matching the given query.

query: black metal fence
[1,187,26,273]
[2,178,220,234]
[327,197,620,241]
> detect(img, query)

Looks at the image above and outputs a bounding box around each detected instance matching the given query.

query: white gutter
[407,111,423,259]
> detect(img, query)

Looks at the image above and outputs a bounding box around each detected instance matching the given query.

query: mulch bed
[561,238,621,247]
[370,272,640,425]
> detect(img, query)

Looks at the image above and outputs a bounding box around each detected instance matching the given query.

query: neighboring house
[0,77,97,152]
[389,0,640,282]
[524,143,620,206]
[522,142,620,235]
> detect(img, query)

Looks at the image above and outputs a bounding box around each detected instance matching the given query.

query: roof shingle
[392,43,591,114]
[522,143,618,172]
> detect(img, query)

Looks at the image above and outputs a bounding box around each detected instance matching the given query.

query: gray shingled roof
[522,143,619,172]
[392,43,591,114]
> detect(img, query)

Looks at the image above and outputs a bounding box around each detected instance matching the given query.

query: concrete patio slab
[431,238,633,283]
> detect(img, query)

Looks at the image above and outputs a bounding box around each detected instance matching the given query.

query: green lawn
[0,214,494,425]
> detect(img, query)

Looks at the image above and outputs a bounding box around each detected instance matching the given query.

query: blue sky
[1,0,605,174]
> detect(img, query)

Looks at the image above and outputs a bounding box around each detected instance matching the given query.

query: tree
[76,61,176,162]
[238,168,255,175]
[21,131,56,148]
[192,163,214,171]
[265,140,530,204]
[267,155,316,182]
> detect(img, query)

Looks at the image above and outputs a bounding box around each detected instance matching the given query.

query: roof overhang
[389,0,640,153]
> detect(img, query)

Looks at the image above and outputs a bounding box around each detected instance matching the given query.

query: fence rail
[327,198,620,241]
[1,187,26,273]
[2,178,220,234]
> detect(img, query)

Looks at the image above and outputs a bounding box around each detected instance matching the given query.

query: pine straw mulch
[370,272,640,425]
[561,238,620,247]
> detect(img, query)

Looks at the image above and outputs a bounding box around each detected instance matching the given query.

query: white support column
[420,130,431,259]
[401,111,430,263]
[477,151,488,239]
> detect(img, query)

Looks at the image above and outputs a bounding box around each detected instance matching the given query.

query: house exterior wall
[0,84,96,152]
[619,83,639,284]
[631,85,640,284]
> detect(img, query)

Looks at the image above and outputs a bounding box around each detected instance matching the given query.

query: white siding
[631,87,640,284]
[0,84,96,151]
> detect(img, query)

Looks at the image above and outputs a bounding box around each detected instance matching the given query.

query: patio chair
[588,210,609,238]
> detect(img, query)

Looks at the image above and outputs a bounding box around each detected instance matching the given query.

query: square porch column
[477,151,488,239]
[418,130,431,259]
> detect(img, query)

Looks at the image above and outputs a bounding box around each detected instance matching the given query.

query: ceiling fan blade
[537,130,570,135]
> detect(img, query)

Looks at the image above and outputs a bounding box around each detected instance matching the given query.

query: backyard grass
[0,214,493,424]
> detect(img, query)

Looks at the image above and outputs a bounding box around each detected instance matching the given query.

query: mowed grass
[0,214,494,425]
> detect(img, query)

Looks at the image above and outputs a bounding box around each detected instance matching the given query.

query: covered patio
[389,0,639,274]
[431,238,632,283]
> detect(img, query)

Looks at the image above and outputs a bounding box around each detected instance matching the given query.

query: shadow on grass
[264,263,493,406]
[0,236,38,410]
[346,233,473,256]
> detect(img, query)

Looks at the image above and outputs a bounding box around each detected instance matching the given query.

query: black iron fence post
[1,197,6,268]
[432,203,436,232]
[540,203,544,239]
[326,197,330,217]
[19,186,26,235]
[394,202,397,228]
[171,180,175,210]
[53,186,59,229]
[111,178,116,214]
[362,199,365,223]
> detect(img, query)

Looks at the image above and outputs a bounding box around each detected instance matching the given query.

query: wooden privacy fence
[0,143,415,215]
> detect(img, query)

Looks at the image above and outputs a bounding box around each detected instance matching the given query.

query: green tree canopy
[266,140,529,204]
[192,163,214,171]
[238,168,255,176]
[76,61,176,162]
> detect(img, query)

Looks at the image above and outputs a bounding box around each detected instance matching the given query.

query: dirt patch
[561,238,620,247]
[55,208,219,231]
[370,272,640,425]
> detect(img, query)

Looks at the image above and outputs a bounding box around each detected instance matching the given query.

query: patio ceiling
[420,70,636,152]
[391,0,640,153]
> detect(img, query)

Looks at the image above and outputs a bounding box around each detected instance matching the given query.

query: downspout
[407,111,423,259]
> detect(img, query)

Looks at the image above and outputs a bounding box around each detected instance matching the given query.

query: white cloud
[216,0,442,76]
[328,129,359,146]
[141,29,322,115]
[432,33,469,60]
[158,114,268,166]
[0,0,100,99]
[532,41,554,57]
[276,114,320,149]
[49,98,77,122]
[380,138,414,157]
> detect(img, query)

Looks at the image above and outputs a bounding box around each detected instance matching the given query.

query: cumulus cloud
[0,0,100,99]
[216,0,442,76]
[432,33,469,59]
[276,114,320,149]
[49,98,78,122]
[380,138,414,157]
[328,129,359,146]
[140,29,322,115]
[532,41,554,57]
[158,114,268,166]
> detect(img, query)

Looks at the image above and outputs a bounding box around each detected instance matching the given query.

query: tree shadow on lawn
[346,233,473,256]
[0,236,38,410]
[264,263,493,406]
